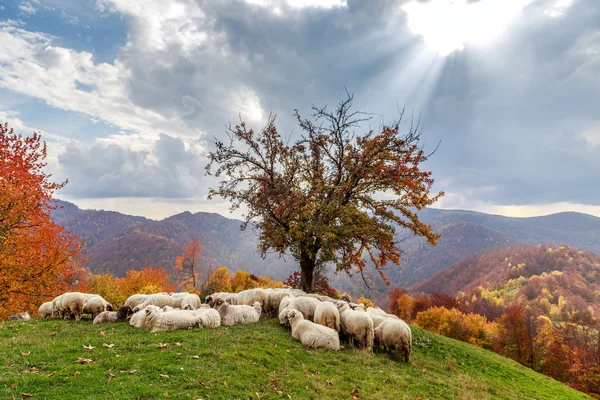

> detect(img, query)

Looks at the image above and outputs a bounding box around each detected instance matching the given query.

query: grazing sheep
[374,318,412,362]
[83,296,112,319]
[366,307,387,316]
[348,302,365,311]
[278,296,321,326]
[231,288,268,311]
[51,295,64,318]
[213,298,261,326]
[144,307,214,333]
[133,294,176,313]
[93,306,133,324]
[300,293,337,303]
[181,294,202,310]
[8,312,31,321]
[286,309,340,350]
[38,302,53,318]
[59,292,86,321]
[314,301,341,332]
[125,294,149,309]
[335,301,374,353]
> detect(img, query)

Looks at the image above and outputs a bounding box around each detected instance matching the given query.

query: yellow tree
[207,94,443,292]
[231,270,257,292]
[206,266,232,293]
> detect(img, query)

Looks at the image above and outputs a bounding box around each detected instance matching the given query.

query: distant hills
[51,200,600,297]
[410,243,600,321]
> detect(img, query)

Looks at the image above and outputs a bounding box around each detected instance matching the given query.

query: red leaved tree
[0,122,83,319]
[173,238,203,291]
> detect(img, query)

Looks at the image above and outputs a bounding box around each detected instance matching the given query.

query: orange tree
[173,238,203,291]
[206,94,443,292]
[0,122,82,319]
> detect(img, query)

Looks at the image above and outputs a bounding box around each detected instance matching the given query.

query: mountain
[410,244,600,321]
[51,200,600,297]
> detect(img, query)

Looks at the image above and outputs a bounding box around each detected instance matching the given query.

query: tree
[173,238,203,291]
[206,94,443,292]
[0,122,83,319]
[231,269,257,292]
[206,266,232,293]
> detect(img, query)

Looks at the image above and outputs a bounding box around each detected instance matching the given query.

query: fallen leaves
[103,343,115,349]
[157,343,168,349]
[23,367,39,375]
[21,393,33,398]
[20,351,31,356]
[83,345,95,350]
[255,392,263,400]
[99,331,105,337]
[270,380,284,396]
[191,355,200,359]
[326,380,333,386]
[159,374,169,379]
[351,388,359,399]
[75,358,93,364]
[48,332,56,337]
[118,369,137,375]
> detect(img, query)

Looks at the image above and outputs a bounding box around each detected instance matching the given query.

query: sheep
[366,307,387,316]
[285,309,340,350]
[230,288,268,309]
[133,294,176,313]
[374,318,412,362]
[205,292,236,307]
[278,296,321,326]
[51,295,64,318]
[162,306,176,312]
[93,306,133,324]
[213,298,261,326]
[59,292,85,321]
[130,306,157,329]
[335,301,374,353]
[83,296,112,319]
[170,292,190,298]
[38,302,53,318]
[181,294,202,310]
[125,294,149,309]
[8,312,31,321]
[365,308,399,328]
[196,308,221,328]
[144,307,218,332]
[314,301,341,332]
[348,302,365,311]
[300,293,337,303]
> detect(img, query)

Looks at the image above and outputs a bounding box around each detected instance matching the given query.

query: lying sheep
[183,303,210,311]
[278,296,321,326]
[59,292,85,321]
[38,302,53,318]
[8,312,31,321]
[125,294,149,309]
[93,306,133,324]
[144,307,218,332]
[170,292,190,298]
[286,309,339,350]
[205,292,236,307]
[265,289,295,316]
[181,294,202,310]
[213,298,261,326]
[335,301,374,352]
[130,306,155,329]
[84,296,113,319]
[133,294,176,313]
[374,318,412,362]
[314,301,341,332]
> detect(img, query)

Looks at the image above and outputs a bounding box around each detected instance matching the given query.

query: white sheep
[38,302,53,318]
[366,307,387,316]
[169,292,190,298]
[51,295,64,318]
[59,292,85,321]
[348,302,365,311]
[83,296,112,319]
[181,294,202,310]
[133,294,176,313]
[130,306,157,329]
[213,298,261,326]
[205,292,235,307]
[144,307,216,332]
[278,296,321,326]
[286,309,340,350]
[335,301,374,353]
[125,294,149,309]
[374,318,412,362]
[230,288,268,314]
[93,306,133,324]
[314,301,341,332]
[196,308,221,328]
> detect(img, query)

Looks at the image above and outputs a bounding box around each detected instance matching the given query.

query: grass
[0,317,590,400]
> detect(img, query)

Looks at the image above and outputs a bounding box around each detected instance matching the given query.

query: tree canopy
[206,94,443,292]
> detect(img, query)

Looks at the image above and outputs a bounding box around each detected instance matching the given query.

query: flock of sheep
[38,287,412,362]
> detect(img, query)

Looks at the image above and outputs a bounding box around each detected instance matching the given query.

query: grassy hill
[0,318,589,399]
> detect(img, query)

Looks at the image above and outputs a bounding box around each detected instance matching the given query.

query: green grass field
[0,317,590,400]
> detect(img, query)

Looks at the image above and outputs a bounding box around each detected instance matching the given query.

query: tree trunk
[299,250,315,293]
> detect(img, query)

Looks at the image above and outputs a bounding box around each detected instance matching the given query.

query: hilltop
[0,318,590,399]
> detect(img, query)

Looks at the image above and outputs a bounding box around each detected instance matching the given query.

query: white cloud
[18,2,37,16]
[545,0,575,17]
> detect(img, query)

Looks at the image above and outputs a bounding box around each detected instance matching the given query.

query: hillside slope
[0,318,590,400]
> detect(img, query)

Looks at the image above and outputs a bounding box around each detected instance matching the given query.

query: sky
[1,0,600,220]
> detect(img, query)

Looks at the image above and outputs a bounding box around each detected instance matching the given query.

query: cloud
[57,134,207,199]
[18,2,37,16]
